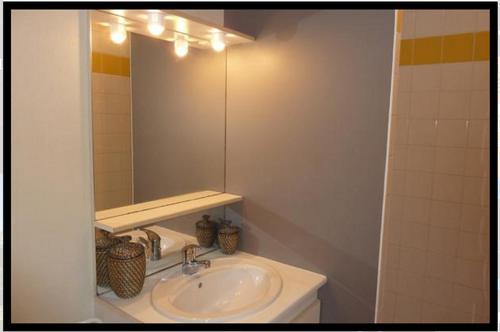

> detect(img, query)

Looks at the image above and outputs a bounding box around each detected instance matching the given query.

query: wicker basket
[217,220,240,255]
[195,215,217,247]
[95,234,121,288]
[108,242,146,298]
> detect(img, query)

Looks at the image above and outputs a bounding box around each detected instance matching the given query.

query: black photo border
[2,1,498,331]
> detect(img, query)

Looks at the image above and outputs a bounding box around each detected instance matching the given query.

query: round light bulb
[110,23,127,44]
[174,36,189,57]
[211,31,226,52]
[147,12,165,36]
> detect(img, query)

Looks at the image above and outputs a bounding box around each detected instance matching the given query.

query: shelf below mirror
[94,191,243,233]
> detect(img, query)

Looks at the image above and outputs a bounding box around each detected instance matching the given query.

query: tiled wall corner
[377,9,490,323]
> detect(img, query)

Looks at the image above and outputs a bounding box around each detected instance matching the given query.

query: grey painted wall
[224,10,395,323]
[131,33,226,203]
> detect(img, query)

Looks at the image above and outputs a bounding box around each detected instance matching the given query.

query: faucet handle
[182,244,200,263]
[139,228,160,242]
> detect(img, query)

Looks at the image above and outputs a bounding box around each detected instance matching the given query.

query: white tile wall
[411,9,489,38]
[443,10,479,35]
[377,9,490,323]
[92,73,132,211]
[414,10,446,38]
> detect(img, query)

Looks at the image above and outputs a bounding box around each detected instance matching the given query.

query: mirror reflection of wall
[91,28,133,211]
[130,33,225,204]
[91,28,226,212]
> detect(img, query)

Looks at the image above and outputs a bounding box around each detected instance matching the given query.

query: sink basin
[151,257,282,322]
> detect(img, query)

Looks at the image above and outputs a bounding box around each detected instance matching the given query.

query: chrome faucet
[181,244,210,275]
[138,228,162,261]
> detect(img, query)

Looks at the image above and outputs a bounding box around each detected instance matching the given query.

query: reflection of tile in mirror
[91,28,133,211]
[91,27,227,212]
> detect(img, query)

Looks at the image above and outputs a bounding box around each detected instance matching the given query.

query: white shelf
[94,192,243,233]
[95,190,220,220]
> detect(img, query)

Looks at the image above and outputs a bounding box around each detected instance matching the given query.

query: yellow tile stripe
[400,31,489,66]
[396,10,403,33]
[474,31,490,61]
[92,52,130,77]
[415,36,442,64]
[443,33,474,63]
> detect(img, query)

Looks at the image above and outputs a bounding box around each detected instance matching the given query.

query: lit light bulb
[174,35,189,57]
[147,12,165,36]
[110,23,127,44]
[211,31,226,52]
[175,18,188,34]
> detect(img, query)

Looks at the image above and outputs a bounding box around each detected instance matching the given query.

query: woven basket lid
[109,242,144,260]
[196,214,216,229]
[96,236,120,250]
[218,220,240,235]
[116,235,132,243]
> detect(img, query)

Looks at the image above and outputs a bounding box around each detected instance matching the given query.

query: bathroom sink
[151,257,282,322]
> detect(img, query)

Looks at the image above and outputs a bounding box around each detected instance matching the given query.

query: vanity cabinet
[95,251,326,323]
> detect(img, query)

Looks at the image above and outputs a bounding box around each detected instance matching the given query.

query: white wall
[11,10,95,322]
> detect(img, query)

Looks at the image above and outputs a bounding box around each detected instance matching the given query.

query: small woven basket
[108,242,146,298]
[195,215,217,247]
[95,233,121,288]
[217,220,240,255]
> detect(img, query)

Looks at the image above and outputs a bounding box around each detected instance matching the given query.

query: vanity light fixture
[174,35,189,57]
[147,12,165,36]
[211,31,226,52]
[110,22,127,44]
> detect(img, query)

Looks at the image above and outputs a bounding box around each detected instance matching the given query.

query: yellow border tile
[400,39,414,66]
[400,30,490,66]
[121,57,130,77]
[101,54,122,76]
[414,36,442,65]
[474,31,490,61]
[92,52,102,73]
[443,33,474,63]
[92,52,130,77]
[396,10,404,33]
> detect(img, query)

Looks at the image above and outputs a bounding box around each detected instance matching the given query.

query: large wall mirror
[91,14,226,213]
[90,11,228,290]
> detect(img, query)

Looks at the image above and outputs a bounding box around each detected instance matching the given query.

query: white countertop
[97,250,326,323]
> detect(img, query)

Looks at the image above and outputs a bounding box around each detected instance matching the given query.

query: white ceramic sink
[151,257,282,322]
